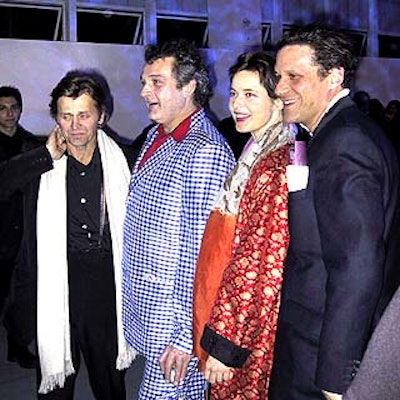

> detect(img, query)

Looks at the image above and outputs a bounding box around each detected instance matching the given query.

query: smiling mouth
[282,99,296,107]
[234,113,249,122]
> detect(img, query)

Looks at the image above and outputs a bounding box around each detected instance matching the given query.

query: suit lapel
[312,96,355,141]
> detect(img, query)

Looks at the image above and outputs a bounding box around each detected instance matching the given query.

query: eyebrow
[0,102,19,107]
[146,73,165,78]
[141,73,166,82]
[59,111,91,116]
[230,87,258,93]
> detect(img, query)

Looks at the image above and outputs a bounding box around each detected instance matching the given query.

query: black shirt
[67,146,111,253]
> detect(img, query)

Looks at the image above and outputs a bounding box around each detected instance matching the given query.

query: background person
[383,99,400,156]
[343,284,400,400]
[0,85,40,369]
[216,115,251,160]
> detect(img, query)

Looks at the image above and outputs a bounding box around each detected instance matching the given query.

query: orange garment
[192,210,237,367]
[193,145,290,399]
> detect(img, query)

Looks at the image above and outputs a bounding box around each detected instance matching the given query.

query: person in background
[122,38,235,400]
[269,24,400,400]
[343,284,400,400]
[216,115,251,160]
[192,51,296,399]
[352,90,370,115]
[383,99,400,156]
[383,99,400,125]
[367,97,385,127]
[0,85,40,369]
[131,122,156,153]
[0,71,138,399]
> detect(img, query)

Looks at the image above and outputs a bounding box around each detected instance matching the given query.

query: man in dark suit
[269,24,400,400]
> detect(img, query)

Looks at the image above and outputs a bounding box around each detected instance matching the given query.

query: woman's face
[229,70,278,139]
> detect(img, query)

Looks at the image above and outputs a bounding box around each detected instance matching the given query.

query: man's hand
[159,345,192,386]
[203,355,233,384]
[46,125,67,160]
[322,389,343,400]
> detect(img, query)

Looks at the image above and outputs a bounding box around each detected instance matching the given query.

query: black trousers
[2,254,37,350]
[0,258,15,315]
[2,249,37,347]
[37,249,126,400]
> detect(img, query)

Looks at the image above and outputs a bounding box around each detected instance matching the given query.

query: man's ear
[182,79,197,99]
[98,111,106,126]
[329,67,345,89]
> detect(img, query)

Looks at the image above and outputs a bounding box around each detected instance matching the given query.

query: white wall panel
[1,38,399,141]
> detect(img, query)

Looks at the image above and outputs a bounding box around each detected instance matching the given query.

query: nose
[275,77,288,97]
[230,94,244,110]
[6,107,15,117]
[70,116,80,129]
[140,82,151,98]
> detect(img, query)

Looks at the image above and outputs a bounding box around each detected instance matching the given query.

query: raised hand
[46,125,67,160]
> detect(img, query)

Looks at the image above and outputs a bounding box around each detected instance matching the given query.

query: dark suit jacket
[269,96,400,399]
[0,137,138,343]
[344,285,400,400]
[0,126,42,260]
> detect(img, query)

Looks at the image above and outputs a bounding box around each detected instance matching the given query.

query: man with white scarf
[0,70,138,399]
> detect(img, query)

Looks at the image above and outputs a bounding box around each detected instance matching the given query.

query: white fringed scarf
[36,129,137,394]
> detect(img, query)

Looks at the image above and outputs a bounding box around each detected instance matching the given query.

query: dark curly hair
[277,23,358,88]
[229,51,278,99]
[144,38,212,107]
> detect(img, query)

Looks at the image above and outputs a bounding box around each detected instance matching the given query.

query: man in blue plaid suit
[122,39,235,399]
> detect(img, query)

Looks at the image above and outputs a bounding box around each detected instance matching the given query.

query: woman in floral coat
[192,51,295,399]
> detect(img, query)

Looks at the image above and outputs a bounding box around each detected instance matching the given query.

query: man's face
[56,93,103,151]
[0,96,21,136]
[140,56,189,133]
[385,104,399,122]
[275,44,334,132]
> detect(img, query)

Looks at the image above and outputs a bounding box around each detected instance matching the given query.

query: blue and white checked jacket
[122,109,235,358]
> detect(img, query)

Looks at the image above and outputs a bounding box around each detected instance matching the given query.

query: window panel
[379,35,400,58]
[77,9,142,44]
[157,16,208,47]
[0,3,61,40]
